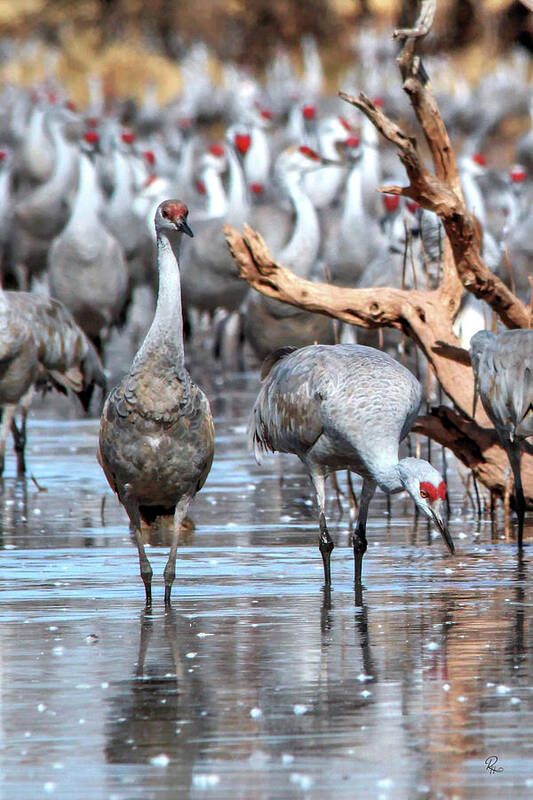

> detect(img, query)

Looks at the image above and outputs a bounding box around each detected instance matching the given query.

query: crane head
[82,129,100,156]
[155,199,194,238]
[398,458,455,554]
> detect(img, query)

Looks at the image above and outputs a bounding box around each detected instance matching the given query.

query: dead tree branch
[337,91,531,330]
[224,8,533,503]
[393,0,437,40]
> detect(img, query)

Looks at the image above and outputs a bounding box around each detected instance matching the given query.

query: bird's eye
[420,489,429,500]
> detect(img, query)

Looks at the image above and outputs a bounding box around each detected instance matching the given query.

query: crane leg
[507,444,525,550]
[11,411,28,476]
[319,511,334,586]
[120,491,153,607]
[0,406,16,476]
[352,479,376,586]
[309,469,334,585]
[164,495,191,607]
[346,470,359,527]
[11,391,32,477]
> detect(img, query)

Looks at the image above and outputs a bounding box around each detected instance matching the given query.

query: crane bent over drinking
[250,344,454,585]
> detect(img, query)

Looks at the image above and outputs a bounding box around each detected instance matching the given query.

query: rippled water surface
[1,368,532,799]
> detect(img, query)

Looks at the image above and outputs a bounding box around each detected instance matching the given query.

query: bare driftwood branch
[225,224,478,421]
[224,9,533,505]
[338,90,531,330]
[393,0,437,40]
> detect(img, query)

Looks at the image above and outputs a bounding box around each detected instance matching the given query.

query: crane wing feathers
[249,344,422,465]
[250,356,324,462]
[4,292,105,400]
[476,331,533,438]
[260,346,298,381]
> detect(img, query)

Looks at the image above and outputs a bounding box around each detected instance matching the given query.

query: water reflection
[105,610,211,794]
[0,373,532,799]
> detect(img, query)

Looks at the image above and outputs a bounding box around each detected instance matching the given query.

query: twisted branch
[224,8,533,503]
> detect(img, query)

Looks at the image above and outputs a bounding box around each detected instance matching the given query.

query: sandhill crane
[302,115,351,209]
[17,98,56,186]
[48,132,129,351]
[179,127,251,317]
[458,152,488,230]
[324,136,385,288]
[105,130,149,264]
[250,344,454,586]
[193,145,228,221]
[470,329,533,548]
[236,108,272,194]
[98,200,214,607]
[12,105,81,288]
[499,165,533,303]
[0,288,106,475]
[243,145,336,361]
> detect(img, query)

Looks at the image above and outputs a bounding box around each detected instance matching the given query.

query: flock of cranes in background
[0,31,531,602]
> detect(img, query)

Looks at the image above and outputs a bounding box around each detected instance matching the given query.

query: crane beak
[430,502,455,554]
[177,217,194,237]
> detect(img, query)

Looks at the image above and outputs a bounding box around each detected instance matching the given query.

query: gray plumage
[48,150,129,345]
[98,200,214,607]
[244,145,336,361]
[470,328,533,548]
[0,290,106,475]
[250,343,453,586]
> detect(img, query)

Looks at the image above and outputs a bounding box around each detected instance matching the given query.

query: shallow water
[0,369,532,800]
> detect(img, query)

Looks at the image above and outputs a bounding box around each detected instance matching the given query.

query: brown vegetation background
[0,1,528,105]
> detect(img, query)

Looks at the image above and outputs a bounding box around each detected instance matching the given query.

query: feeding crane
[250,343,454,586]
[470,328,533,549]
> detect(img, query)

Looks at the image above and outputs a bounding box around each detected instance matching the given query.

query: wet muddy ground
[0,367,532,799]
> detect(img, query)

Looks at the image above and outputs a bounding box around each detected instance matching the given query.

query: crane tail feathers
[248,410,275,465]
[260,346,298,381]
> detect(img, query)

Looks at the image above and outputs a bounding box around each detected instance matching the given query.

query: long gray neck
[341,160,365,240]
[133,230,185,368]
[361,117,380,200]
[245,126,270,185]
[203,165,227,218]
[109,149,133,212]
[66,153,100,232]
[226,146,250,226]
[0,163,11,208]
[278,177,320,276]
[40,119,77,199]
[367,453,403,494]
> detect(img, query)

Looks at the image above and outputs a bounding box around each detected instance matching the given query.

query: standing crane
[470,329,533,548]
[0,288,106,476]
[98,200,215,607]
[249,343,454,586]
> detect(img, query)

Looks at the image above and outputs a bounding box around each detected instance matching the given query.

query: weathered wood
[393,0,437,40]
[225,224,480,421]
[224,9,533,505]
[338,90,532,330]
